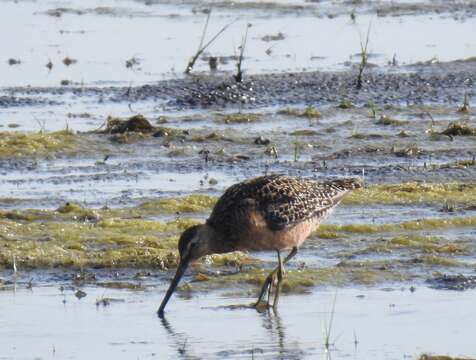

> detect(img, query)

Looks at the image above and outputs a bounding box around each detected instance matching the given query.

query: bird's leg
[256,265,278,307]
[255,247,298,308]
[265,263,280,306]
[266,277,273,306]
[266,250,284,307]
[272,249,284,309]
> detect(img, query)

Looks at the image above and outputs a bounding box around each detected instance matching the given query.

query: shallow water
[1,284,475,360]
[2,105,475,208]
[2,0,476,87]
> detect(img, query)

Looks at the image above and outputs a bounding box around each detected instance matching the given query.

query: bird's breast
[236,211,319,251]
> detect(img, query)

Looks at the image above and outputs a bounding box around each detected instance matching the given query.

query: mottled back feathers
[207,175,361,237]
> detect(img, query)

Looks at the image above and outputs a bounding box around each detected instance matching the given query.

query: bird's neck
[201,224,232,255]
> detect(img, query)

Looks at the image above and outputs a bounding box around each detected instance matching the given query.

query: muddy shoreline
[2,60,475,110]
[133,0,476,18]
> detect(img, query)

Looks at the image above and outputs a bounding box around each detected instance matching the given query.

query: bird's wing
[206,175,280,236]
[207,175,361,233]
[261,176,360,230]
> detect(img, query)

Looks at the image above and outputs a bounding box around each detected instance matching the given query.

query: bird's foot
[254,299,271,313]
[255,271,276,306]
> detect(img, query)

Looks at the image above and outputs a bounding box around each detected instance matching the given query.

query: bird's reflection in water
[160,309,309,360]
[259,309,306,360]
[160,317,201,360]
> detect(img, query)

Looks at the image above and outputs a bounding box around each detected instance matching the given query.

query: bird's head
[158,224,212,317]
[178,224,211,262]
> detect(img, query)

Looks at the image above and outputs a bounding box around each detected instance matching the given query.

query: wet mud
[2,60,475,110]
[133,0,476,18]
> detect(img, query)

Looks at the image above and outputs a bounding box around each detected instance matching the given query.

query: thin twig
[185,13,237,74]
[324,290,338,350]
[234,23,250,82]
[34,117,47,133]
[198,10,212,53]
[185,9,212,74]
[425,111,436,134]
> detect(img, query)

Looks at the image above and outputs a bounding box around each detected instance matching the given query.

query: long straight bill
[158,257,189,317]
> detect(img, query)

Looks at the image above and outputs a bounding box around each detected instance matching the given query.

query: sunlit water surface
[0,285,475,359]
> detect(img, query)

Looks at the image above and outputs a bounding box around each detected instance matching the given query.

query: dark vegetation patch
[96,114,188,142]
[440,123,476,137]
[426,274,476,291]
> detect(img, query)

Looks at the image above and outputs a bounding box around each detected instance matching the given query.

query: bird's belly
[237,212,320,251]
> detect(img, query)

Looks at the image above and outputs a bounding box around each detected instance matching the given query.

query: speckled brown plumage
[159,174,362,316]
[206,175,361,250]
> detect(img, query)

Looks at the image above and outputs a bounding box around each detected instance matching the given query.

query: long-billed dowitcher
[158,174,361,317]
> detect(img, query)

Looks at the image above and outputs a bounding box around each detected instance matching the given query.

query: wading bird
[158,175,361,317]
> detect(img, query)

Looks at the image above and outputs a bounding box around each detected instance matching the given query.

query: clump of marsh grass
[356,22,371,90]
[367,101,377,118]
[441,122,476,137]
[457,92,470,113]
[277,106,321,119]
[0,128,75,158]
[424,112,437,135]
[234,23,251,83]
[293,141,301,162]
[265,145,279,159]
